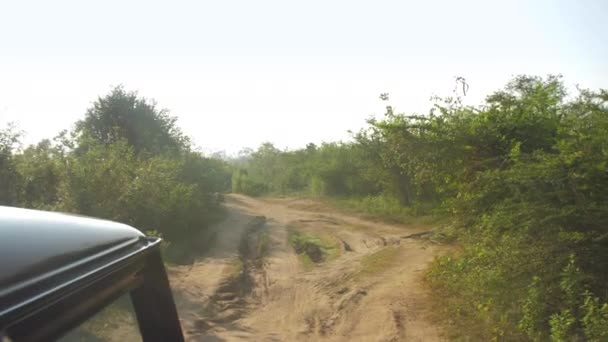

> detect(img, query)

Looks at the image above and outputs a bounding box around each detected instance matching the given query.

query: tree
[0,124,22,205]
[14,139,63,209]
[76,86,189,155]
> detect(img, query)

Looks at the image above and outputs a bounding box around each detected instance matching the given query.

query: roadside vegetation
[232,75,608,340]
[288,227,341,268]
[0,86,231,246]
[2,75,606,340]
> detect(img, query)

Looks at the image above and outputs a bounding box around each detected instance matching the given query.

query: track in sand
[170,194,445,341]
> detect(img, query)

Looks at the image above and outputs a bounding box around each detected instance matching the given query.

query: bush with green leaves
[581,292,608,341]
[421,77,608,339]
[2,77,607,339]
[1,86,231,244]
[232,75,608,340]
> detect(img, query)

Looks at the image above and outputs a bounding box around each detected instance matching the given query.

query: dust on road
[170,194,445,341]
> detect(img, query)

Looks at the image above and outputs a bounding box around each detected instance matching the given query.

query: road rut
[170,194,445,341]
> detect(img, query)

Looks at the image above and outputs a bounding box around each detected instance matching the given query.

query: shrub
[581,293,608,341]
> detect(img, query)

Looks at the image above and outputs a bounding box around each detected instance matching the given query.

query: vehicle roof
[0,206,146,295]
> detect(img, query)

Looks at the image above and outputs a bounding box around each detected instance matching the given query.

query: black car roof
[0,206,146,296]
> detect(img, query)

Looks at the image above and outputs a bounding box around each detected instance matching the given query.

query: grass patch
[358,246,400,276]
[269,193,441,228]
[288,228,340,269]
[328,195,439,227]
[224,257,244,281]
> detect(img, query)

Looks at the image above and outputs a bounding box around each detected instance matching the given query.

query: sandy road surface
[169,194,445,341]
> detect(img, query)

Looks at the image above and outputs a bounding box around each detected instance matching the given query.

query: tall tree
[76,86,189,155]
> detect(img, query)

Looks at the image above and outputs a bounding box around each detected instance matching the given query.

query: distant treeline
[233,75,608,340]
[0,86,231,242]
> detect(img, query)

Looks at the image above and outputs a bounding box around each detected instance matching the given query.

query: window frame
[2,237,184,342]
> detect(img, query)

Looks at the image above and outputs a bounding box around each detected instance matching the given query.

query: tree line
[2,75,606,340]
[0,86,231,242]
[233,75,608,340]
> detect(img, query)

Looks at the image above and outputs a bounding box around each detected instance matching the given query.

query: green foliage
[14,140,63,209]
[75,85,189,155]
[232,140,385,199]
[0,123,22,206]
[58,138,230,241]
[330,194,438,225]
[0,87,231,244]
[549,309,576,342]
[581,292,608,341]
[288,229,339,267]
[228,77,607,341]
[559,254,585,313]
[404,75,608,340]
[519,276,547,341]
[2,76,607,340]
[231,168,268,196]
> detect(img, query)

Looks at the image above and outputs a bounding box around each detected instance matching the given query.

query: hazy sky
[1,0,606,154]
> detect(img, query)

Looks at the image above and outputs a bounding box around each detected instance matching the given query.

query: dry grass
[358,246,401,276]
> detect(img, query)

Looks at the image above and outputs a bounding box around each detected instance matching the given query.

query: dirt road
[169,194,444,341]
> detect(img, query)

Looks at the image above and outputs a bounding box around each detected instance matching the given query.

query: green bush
[549,310,576,342]
[581,293,608,341]
[231,169,268,196]
[3,76,607,341]
[1,87,231,245]
[230,77,607,340]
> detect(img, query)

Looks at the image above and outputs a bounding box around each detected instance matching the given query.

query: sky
[0,0,606,154]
